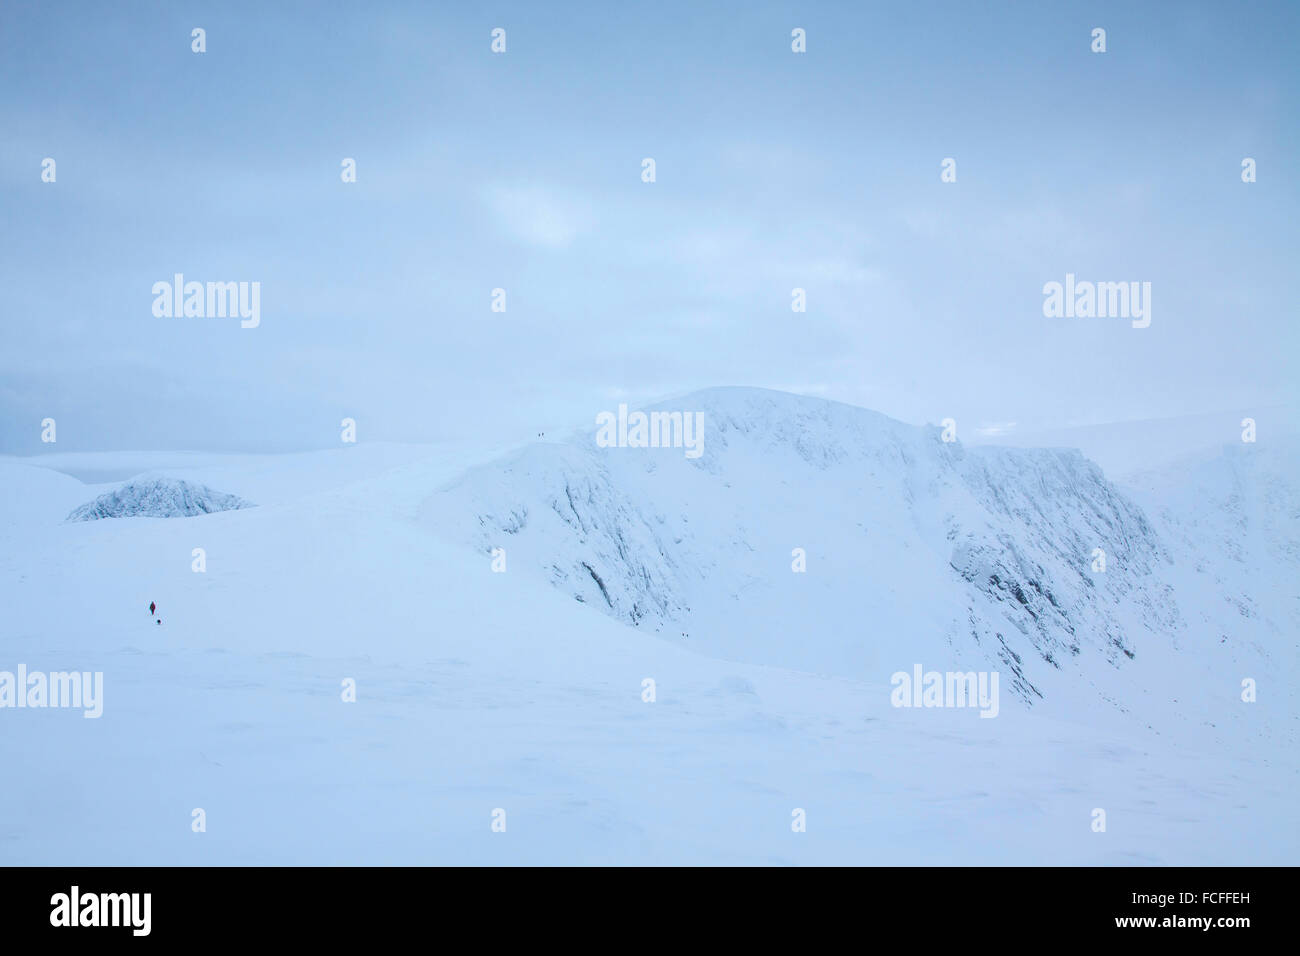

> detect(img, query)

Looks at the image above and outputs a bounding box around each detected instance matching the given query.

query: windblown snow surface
[0,388,1295,864]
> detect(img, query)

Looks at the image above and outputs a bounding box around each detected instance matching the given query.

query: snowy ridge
[1122,439,1300,643]
[66,476,253,521]
[421,387,1284,721]
[949,444,1178,698]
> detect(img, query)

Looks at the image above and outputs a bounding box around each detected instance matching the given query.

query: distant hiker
[149,601,156,616]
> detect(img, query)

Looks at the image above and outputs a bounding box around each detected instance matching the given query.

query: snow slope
[0,389,1294,865]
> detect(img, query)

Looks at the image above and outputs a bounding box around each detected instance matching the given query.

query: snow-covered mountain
[66,476,253,521]
[421,387,1294,735]
[0,389,1294,864]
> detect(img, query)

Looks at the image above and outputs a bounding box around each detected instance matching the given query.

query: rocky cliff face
[67,476,253,521]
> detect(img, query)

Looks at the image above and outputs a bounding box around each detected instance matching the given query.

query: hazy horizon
[3,0,1297,455]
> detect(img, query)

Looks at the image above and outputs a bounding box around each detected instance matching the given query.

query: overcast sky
[2,0,1296,454]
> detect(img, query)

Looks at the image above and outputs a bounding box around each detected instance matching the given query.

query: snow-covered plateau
[0,388,1294,864]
